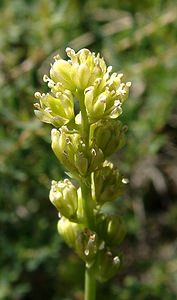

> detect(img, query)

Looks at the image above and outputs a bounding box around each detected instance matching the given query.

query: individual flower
[49,179,78,220]
[34,89,74,127]
[94,249,120,282]
[75,229,99,265]
[96,212,126,247]
[51,126,104,177]
[93,161,123,204]
[84,79,131,122]
[57,217,81,248]
[90,119,126,157]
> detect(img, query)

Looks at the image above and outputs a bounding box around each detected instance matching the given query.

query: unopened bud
[88,146,104,173]
[50,59,75,91]
[74,152,89,176]
[49,179,78,220]
[75,229,99,264]
[57,217,80,248]
[95,250,120,282]
[105,215,126,246]
[34,91,74,128]
[51,127,84,176]
[93,161,123,204]
[91,119,125,157]
[78,62,90,89]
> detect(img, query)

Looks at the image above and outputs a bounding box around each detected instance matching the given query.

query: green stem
[77,90,90,147]
[80,176,94,229]
[77,90,94,228]
[77,91,96,299]
[85,266,96,300]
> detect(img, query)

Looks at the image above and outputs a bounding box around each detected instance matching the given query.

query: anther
[34,92,41,99]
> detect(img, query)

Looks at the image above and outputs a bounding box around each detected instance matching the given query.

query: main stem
[80,176,94,229]
[78,90,94,229]
[80,177,96,300]
[85,266,96,300]
[78,91,96,300]
[78,91,90,148]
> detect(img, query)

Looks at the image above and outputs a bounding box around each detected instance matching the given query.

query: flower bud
[78,62,91,89]
[88,146,104,173]
[49,179,78,220]
[96,213,126,247]
[84,87,94,113]
[107,72,123,91]
[84,85,123,122]
[91,119,126,157]
[57,217,81,248]
[50,59,75,91]
[51,127,103,177]
[34,90,74,128]
[75,229,99,264]
[74,151,89,176]
[94,250,120,282]
[71,62,90,90]
[51,127,81,176]
[93,161,123,204]
[92,94,106,117]
[106,215,126,246]
[76,187,84,222]
[74,143,103,176]
[72,48,107,89]
[51,128,64,162]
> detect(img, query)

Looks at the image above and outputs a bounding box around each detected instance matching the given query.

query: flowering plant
[34,48,131,300]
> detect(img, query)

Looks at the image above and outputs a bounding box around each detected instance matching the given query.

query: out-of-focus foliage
[0,0,177,299]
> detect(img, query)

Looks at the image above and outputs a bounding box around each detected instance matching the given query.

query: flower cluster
[34,48,130,282]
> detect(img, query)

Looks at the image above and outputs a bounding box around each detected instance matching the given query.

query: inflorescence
[34,48,131,282]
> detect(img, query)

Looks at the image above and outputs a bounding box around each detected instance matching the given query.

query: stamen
[34,92,41,99]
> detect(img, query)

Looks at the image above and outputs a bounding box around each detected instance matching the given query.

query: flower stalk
[34,47,131,300]
[80,176,94,230]
[85,266,96,300]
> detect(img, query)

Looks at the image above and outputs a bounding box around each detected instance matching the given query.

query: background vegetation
[0,0,177,299]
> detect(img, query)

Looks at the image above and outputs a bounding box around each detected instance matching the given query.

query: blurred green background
[0,0,177,299]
